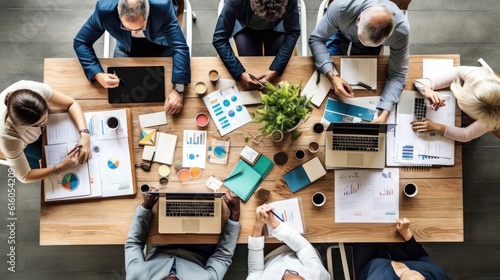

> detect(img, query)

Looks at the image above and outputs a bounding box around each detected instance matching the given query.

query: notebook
[386,90,455,166]
[108,66,165,104]
[283,157,327,193]
[224,154,274,202]
[158,192,224,234]
[325,122,396,169]
[142,132,177,165]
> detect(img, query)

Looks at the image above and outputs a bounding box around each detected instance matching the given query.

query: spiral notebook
[386,90,455,166]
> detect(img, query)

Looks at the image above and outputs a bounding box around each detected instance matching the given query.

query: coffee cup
[195,113,209,127]
[313,123,324,134]
[177,169,191,183]
[404,182,418,197]
[159,177,169,186]
[140,184,151,194]
[209,69,220,82]
[195,81,207,94]
[308,142,319,153]
[312,192,326,207]
[106,116,119,130]
[295,149,305,160]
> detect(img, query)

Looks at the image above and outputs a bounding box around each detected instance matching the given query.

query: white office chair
[103,0,194,58]
[217,0,307,56]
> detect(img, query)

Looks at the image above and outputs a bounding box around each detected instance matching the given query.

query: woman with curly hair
[213,0,300,90]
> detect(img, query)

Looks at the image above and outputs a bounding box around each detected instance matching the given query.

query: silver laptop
[158,192,223,234]
[325,122,396,169]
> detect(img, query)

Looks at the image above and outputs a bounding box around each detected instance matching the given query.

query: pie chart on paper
[107,158,120,169]
[61,173,80,192]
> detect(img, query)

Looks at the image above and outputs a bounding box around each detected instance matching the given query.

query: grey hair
[118,0,149,21]
[451,67,500,131]
[358,7,395,47]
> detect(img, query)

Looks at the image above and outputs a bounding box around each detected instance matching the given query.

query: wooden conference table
[41,55,463,245]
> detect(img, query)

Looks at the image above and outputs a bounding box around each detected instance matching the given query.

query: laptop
[108,66,165,104]
[158,192,223,234]
[325,122,396,169]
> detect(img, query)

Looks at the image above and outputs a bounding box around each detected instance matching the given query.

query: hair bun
[4,92,12,106]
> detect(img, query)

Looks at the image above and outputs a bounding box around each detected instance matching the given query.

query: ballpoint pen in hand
[67,144,83,155]
[113,71,125,86]
[270,210,285,222]
[350,82,372,90]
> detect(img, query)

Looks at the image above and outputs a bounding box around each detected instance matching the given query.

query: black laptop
[108,66,165,104]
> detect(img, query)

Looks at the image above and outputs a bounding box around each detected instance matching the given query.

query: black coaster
[273,151,288,165]
[313,123,325,133]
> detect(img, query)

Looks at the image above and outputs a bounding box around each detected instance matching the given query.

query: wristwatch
[173,83,184,93]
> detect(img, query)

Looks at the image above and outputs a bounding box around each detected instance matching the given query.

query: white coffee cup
[404,182,418,197]
[312,192,326,207]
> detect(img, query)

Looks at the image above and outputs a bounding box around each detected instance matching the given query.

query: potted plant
[251,81,312,140]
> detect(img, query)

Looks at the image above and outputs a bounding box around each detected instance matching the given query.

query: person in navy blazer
[213,0,300,89]
[74,0,190,115]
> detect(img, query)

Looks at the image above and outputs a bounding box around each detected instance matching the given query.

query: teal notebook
[224,155,274,202]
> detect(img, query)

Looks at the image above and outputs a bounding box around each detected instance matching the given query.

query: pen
[350,82,373,90]
[270,210,285,222]
[418,154,451,159]
[315,69,321,85]
[223,170,244,182]
[67,144,83,155]
[113,71,125,86]
[248,73,266,89]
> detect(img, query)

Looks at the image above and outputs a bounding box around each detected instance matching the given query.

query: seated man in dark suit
[125,190,241,280]
[74,0,190,115]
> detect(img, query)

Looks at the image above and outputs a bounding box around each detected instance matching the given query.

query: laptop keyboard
[332,135,379,151]
[414,98,427,121]
[166,201,215,217]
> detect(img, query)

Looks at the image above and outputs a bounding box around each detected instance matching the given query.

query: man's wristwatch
[173,83,184,93]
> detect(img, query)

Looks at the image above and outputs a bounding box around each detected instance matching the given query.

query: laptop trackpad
[347,154,364,166]
[182,219,200,233]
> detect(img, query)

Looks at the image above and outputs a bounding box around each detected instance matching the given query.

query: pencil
[270,210,285,222]
[67,144,83,155]
[223,170,244,182]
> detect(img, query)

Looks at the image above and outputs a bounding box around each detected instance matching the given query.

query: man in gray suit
[125,190,241,280]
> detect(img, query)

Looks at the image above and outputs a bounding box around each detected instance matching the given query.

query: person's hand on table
[239,72,264,90]
[328,74,354,98]
[410,118,446,133]
[77,133,91,164]
[371,110,390,124]
[396,217,413,241]
[94,72,120,88]
[164,89,184,115]
[258,70,278,85]
[223,190,240,222]
[258,203,280,229]
[423,87,446,111]
[142,192,159,210]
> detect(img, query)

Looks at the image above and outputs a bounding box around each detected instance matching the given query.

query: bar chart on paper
[182,130,207,168]
[266,198,304,237]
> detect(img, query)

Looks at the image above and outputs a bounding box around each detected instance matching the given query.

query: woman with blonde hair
[0,80,90,183]
[411,66,500,142]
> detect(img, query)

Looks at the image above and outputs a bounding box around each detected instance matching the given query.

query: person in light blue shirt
[309,0,410,123]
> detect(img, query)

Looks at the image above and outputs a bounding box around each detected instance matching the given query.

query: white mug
[312,192,326,207]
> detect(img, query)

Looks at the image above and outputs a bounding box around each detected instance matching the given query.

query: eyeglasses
[120,21,147,32]
[282,269,299,280]
[135,151,155,172]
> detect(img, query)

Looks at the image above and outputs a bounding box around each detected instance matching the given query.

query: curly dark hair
[250,0,289,22]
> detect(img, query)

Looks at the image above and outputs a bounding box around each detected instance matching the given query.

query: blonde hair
[451,67,500,130]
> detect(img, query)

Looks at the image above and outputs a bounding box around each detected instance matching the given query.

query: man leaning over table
[125,190,241,280]
[309,0,410,123]
[74,0,190,115]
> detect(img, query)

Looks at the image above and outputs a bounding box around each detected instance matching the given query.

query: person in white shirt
[247,203,330,280]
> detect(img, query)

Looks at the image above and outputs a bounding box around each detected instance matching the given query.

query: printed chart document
[44,109,135,201]
[321,97,378,126]
[266,198,305,237]
[334,168,399,223]
[203,85,252,136]
[340,58,377,90]
[182,130,207,168]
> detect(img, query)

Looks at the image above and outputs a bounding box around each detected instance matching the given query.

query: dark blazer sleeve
[73,1,109,81]
[269,0,300,74]
[212,0,246,80]
[150,0,191,83]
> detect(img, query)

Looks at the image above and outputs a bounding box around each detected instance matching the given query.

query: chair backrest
[0,150,9,166]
